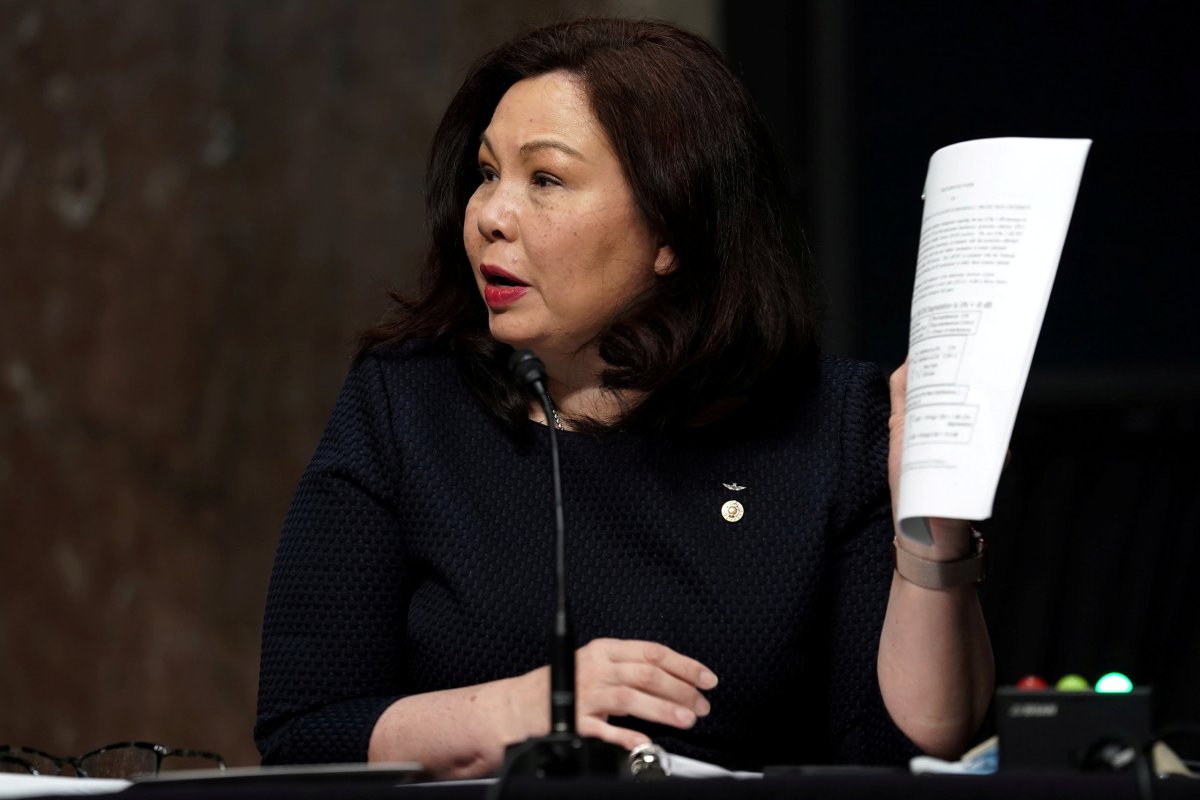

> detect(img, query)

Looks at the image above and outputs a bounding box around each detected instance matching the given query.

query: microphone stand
[493,351,628,788]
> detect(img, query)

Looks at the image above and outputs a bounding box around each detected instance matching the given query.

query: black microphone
[508,349,549,400]
[507,348,575,737]
[489,349,626,788]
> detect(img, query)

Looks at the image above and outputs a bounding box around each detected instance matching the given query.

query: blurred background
[1,0,1197,767]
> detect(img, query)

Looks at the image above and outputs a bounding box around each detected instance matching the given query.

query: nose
[474,181,516,243]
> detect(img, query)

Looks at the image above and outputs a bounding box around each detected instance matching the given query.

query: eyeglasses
[0,742,226,779]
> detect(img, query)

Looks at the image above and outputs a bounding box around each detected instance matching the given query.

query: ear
[653,243,677,276]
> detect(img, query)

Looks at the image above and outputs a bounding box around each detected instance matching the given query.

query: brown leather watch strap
[893,531,987,589]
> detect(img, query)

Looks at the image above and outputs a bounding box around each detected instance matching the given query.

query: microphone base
[499,732,628,779]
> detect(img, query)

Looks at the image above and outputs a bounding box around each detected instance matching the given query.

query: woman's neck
[533,346,632,429]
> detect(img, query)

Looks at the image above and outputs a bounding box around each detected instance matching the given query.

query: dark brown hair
[361,17,819,434]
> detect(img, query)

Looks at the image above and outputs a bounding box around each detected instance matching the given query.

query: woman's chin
[487,322,541,353]
[487,322,592,367]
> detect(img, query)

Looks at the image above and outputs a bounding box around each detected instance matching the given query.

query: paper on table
[665,752,761,779]
[412,751,761,785]
[0,774,129,798]
[897,137,1091,544]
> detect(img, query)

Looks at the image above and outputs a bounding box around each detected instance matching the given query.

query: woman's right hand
[370,638,717,778]
[508,638,718,752]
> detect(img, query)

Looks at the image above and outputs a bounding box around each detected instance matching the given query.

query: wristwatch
[893,529,987,589]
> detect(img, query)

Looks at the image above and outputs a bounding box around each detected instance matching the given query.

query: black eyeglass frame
[0,742,226,778]
[0,753,39,774]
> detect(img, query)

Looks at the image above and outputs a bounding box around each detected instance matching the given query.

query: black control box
[996,687,1153,769]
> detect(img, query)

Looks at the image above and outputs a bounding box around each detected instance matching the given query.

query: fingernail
[700,670,718,689]
[694,697,711,716]
[675,707,696,726]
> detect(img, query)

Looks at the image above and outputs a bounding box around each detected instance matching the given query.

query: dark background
[727,0,1200,746]
[2,0,1197,768]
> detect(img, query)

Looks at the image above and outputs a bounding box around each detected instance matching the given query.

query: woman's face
[463,71,672,365]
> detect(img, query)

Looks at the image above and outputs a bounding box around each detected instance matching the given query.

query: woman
[255,17,993,777]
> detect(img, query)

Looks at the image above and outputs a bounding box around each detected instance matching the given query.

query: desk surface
[102,771,1199,800]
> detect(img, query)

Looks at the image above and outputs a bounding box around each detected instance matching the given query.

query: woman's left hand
[887,360,972,556]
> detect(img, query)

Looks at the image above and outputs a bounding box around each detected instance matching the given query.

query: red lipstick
[480,264,530,307]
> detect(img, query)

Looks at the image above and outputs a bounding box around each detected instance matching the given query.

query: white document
[664,752,761,779]
[0,775,130,798]
[897,137,1091,544]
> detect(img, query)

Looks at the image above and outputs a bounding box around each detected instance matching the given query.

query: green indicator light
[1056,674,1090,691]
[1095,672,1133,693]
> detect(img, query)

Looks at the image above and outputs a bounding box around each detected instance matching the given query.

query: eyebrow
[480,133,587,162]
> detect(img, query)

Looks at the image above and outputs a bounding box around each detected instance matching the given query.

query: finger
[887,361,909,524]
[610,661,711,716]
[576,716,651,753]
[589,639,718,690]
[888,361,909,421]
[583,684,700,731]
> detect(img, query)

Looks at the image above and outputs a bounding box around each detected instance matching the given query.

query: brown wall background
[0,0,718,767]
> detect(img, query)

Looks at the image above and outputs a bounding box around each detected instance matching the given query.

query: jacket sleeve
[255,354,408,764]
[824,361,922,765]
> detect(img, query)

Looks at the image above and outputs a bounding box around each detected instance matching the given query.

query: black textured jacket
[256,340,917,770]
